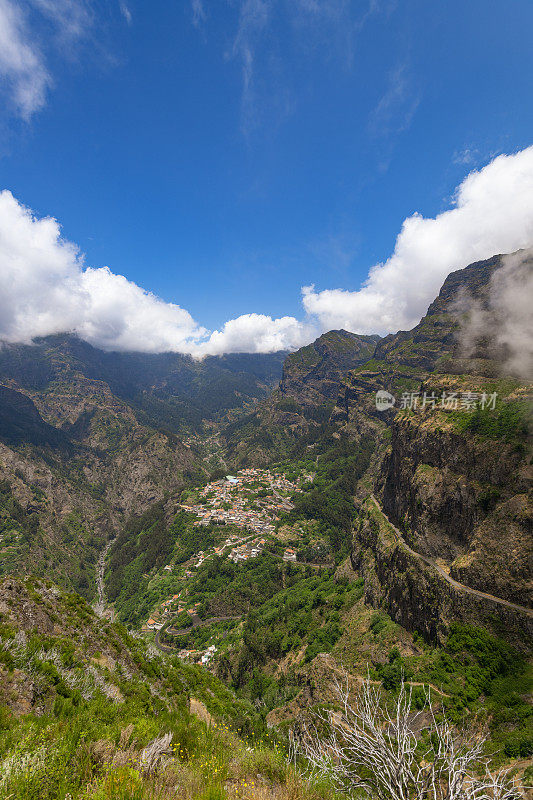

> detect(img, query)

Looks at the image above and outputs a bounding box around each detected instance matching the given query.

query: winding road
[154,613,242,654]
[369,495,533,618]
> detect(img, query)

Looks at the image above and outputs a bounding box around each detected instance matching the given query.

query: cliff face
[337,251,532,638]
[351,498,533,650]
[378,411,531,606]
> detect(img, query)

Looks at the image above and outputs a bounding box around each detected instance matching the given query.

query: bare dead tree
[139,732,173,775]
[293,676,522,800]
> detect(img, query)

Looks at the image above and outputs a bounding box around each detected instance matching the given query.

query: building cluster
[179,468,304,534]
[140,468,313,657]
[228,536,266,562]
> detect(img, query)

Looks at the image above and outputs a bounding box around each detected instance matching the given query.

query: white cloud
[0,189,308,355]
[230,0,271,135]
[452,147,481,167]
[458,248,533,381]
[303,146,533,335]
[0,190,206,353]
[201,0,381,137]
[195,314,316,357]
[1,146,533,357]
[119,1,132,26]
[368,61,420,138]
[0,0,91,120]
[0,0,50,118]
[191,0,206,28]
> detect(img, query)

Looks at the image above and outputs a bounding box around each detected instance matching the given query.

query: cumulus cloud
[1,146,533,357]
[0,190,205,353]
[303,146,533,335]
[0,190,307,356]
[195,314,315,357]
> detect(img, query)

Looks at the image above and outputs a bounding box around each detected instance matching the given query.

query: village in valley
[141,467,313,665]
[180,467,303,533]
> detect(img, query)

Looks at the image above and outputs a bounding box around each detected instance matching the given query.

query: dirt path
[369,495,533,618]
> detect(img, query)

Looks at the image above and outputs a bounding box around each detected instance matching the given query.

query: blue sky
[1,0,533,354]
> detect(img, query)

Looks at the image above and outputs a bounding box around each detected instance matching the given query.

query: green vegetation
[0,480,101,601]
[362,618,533,759]
[0,479,37,550]
[106,505,224,626]
[172,610,194,629]
[0,578,342,800]
[183,553,293,617]
[168,566,364,715]
[285,435,375,562]
[426,624,533,756]
[455,398,530,444]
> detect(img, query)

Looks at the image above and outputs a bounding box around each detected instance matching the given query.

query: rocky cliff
[339,251,532,639]
[280,330,380,404]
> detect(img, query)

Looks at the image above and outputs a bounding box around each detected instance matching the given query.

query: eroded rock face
[351,501,533,650]
[377,413,532,606]
[222,330,381,466]
[340,251,533,635]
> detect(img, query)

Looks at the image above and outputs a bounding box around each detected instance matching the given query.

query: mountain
[221,252,532,644]
[335,253,532,617]
[0,252,531,789]
[0,333,287,433]
[221,330,381,465]
[0,335,286,596]
[279,329,380,403]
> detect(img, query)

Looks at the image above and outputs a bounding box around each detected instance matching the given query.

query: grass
[0,703,342,800]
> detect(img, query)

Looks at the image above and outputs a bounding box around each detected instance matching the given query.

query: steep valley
[0,251,532,797]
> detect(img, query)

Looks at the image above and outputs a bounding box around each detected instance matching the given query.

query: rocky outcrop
[342,251,533,639]
[222,330,380,466]
[377,411,532,605]
[352,498,533,650]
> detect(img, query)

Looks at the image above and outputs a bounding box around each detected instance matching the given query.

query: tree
[293,676,521,800]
